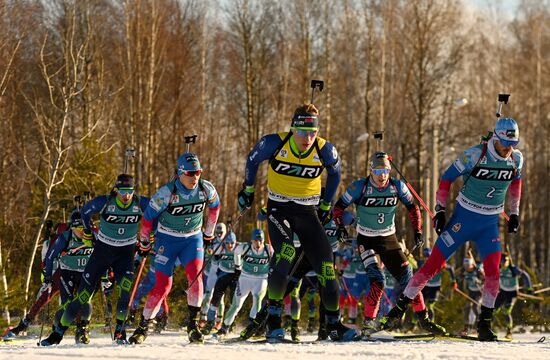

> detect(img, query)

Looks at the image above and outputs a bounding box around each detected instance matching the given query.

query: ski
[363,333,435,342]
[434,334,546,343]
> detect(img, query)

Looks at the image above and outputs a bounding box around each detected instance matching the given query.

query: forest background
[0,0,548,331]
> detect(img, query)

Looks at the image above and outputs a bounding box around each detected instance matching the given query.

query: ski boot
[4,318,29,339]
[75,320,91,344]
[154,312,168,334]
[114,321,128,345]
[215,324,229,338]
[128,318,152,344]
[240,307,268,340]
[307,317,315,333]
[40,325,68,346]
[477,306,498,341]
[201,319,215,335]
[187,320,204,343]
[379,293,411,331]
[265,302,285,342]
[326,312,360,341]
[361,317,380,336]
[187,306,204,343]
[417,309,447,335]
[290,319,300,342]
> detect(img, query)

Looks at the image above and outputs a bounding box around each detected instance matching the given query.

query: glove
[433,206,446,235]
[257,207,268,221]
[203,232,215,244]
[526,287,534,295]
[414,232,424,247]
[451,281,458,290]
[317,200,331,225]
[237,185,255,212]
[336,225,348,244]
[40,278,53,294]
[508,214,519,233]
[137,237,152,257]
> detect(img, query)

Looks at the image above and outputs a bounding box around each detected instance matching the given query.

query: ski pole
[453,287,480,306]
[128,256,147,309]
[100,284,114,340]
[388,158,434,219]
[121,254,148,332]
[37,287,51,346]
[185,211,245,294]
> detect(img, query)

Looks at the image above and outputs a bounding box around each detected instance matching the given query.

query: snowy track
[1,330,548,360]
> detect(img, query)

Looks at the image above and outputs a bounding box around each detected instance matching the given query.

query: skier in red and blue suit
[129,152,220,344]
[381,118,523,342]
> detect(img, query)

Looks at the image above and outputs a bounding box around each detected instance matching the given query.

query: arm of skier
[319,141,341,205]
[81,196,109,231]
[244,134,282,187]
[507,151,523,216]
[44,232,68,280]
[436,147,482,207]
[140,186,172,240]
[396,179,422,234]
[333,179,365,224]
[202,180,220,238]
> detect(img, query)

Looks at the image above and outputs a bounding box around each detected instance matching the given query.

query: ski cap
[115,174,134,189]
[251,228,265,241]
[177,152,201,174]
[70,211,84,228]
[494,117,519,147]
[370,152,391,169]
[224,231,237,244]
[291,104,319,131]
[215,223,227,238]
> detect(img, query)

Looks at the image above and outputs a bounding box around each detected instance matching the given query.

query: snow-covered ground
[1,330,548,360]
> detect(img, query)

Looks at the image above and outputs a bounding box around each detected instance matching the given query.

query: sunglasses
[180,169,202,177]
[372,168,390,175]
[496,137,519,148]
[294,129,318,137]
[117,188,134,196]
